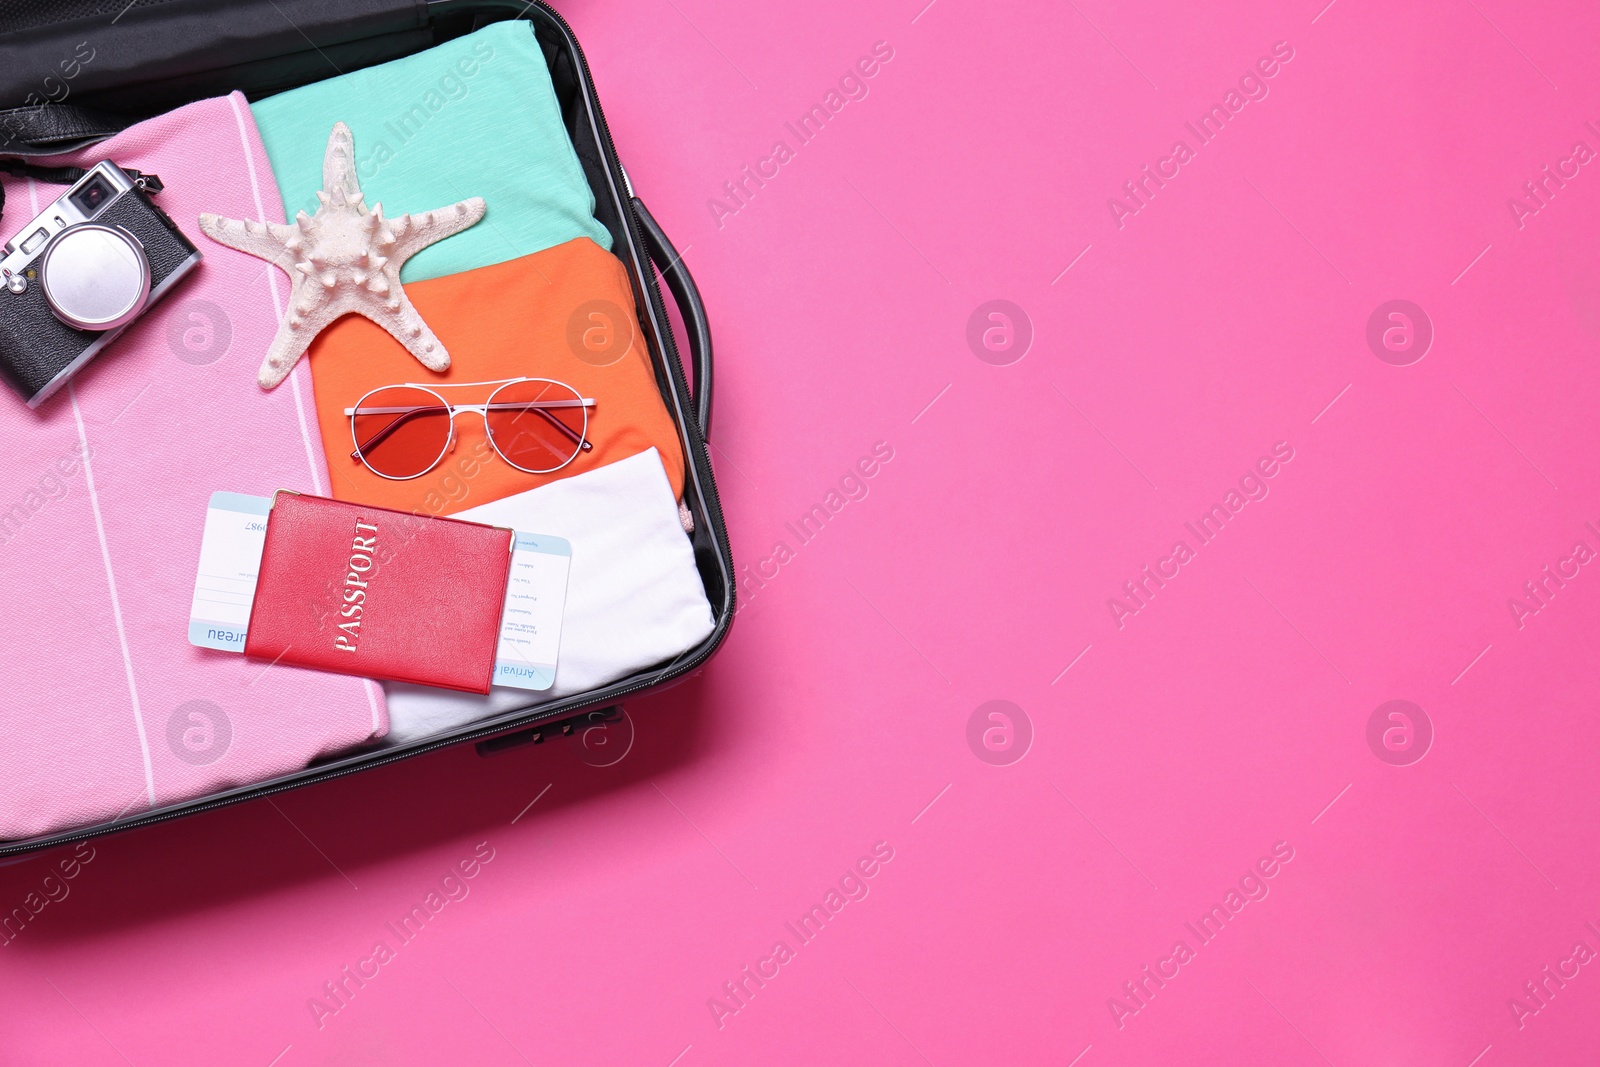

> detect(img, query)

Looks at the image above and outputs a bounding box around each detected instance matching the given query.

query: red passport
[244,492,514,694]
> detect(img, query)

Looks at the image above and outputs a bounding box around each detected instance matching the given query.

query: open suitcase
[0,0,734,857]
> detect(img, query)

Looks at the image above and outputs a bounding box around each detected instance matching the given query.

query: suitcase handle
[632,197,713,439]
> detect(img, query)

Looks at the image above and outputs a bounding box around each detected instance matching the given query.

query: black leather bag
[0,0,733,856]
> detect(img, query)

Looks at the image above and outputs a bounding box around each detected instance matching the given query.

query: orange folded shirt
[306,237,685,516]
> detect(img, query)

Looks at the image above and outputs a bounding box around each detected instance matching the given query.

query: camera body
[0,161,201,408]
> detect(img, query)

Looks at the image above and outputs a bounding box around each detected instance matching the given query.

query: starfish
[198,122,485,389]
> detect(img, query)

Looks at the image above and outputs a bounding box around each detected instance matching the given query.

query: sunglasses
[343,378,596,481]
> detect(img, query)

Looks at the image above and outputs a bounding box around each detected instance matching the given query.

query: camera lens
[68,175,113,217]
[40,224,150,331]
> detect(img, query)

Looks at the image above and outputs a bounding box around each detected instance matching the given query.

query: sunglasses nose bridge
[464,404,492,428]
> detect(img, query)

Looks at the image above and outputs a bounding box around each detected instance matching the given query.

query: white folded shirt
[381,448,716,744]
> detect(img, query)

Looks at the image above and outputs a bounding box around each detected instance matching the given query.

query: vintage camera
[0,160,201,408]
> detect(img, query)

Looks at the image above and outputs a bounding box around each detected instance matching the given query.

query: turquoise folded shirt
[252,21,612,283]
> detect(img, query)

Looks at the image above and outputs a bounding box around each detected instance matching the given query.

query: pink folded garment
[0,93,386,840]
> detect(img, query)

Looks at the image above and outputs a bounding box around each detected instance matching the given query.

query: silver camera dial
[39,223,152,331]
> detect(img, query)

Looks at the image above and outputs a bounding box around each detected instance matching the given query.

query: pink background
[4,0,1600,1063]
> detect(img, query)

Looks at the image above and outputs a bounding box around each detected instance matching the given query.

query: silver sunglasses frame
[343,377,597,481]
